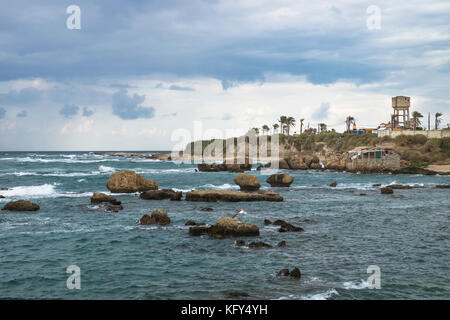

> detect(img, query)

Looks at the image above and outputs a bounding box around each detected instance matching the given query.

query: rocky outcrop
[380,187,393,194]
[392,167,437,175]
[266,174,294,187]
[90,192,118,204]
[139,189,182,200]
[329,181,337,187]
[0,195,4,199]
[200,207,213,211]
[228,292,249,297]
[197,163,252,173]
[189,217,259,237]
[106,170,158,193]
[235,240,246,246]
[138,209,170,225]
[234,173,260,191]
[185,190,283,202]
[209,217,259,237]
[2,200,40,211]
[436,185,450,189]
[150,153,172,161]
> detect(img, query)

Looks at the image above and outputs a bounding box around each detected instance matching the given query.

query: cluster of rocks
[277,267,301,279]
[197,163,252,173]
[258,155,322,171]
[90,192,123,212]
[95,152,172,161]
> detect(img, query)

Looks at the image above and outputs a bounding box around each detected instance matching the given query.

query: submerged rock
[139,189,182,200]
[91,192,117,204]
[106,204,123,212]
[138,209,170,225]
[248,241,272,248]
[277,241,286,247]
[200,207,214,211]
[436,185,450,189]
[329,181,337,187]
[389,184,412,189]
[185,220,205,226]
[185,189,283,202]
[266,174,294,187]
[234,173,260,191]
[380,187,393,194]
[106,170,158,193]
[235,240,246,247]
[264,219,272,225]
[0,195,4,199]
[2,200,40,211]
[393,167,436,175]
[277,267,301,279]
[372,184,381,187]
[273,219,304,232]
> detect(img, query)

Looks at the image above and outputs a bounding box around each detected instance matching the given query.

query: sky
[0,0,449,151]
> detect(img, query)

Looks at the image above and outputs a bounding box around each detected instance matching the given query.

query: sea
[0,151,449,300]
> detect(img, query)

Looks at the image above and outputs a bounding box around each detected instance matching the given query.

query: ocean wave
[98,165,116,173]
[277,289,339,300]
[8,156,120,163]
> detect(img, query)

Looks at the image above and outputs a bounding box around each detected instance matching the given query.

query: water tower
[391,96,410,129]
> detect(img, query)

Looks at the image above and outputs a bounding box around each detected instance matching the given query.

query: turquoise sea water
[0,151,449,300]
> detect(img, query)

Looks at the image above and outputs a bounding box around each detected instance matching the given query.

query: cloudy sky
[0,0,449,151]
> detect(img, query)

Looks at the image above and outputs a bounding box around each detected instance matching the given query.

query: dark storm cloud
[59,104,80,118]
[111,89,155,120]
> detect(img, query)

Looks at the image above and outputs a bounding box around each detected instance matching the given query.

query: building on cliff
[346,148,400,172]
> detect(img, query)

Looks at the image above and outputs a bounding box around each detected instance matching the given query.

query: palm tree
[272,123,279,133]
[299,118,304,134]
[286,117,296,135]
[278,116,287,134]
[412,111,423,130]
[252,127,259,135]
[262,125,270,135]
[319,123,327,133]
[435,112,443,130]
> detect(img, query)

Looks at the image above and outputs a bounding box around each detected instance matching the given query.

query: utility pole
[428,112,430,131]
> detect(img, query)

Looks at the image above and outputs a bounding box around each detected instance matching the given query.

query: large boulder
[2,200,40,211]
[138,209,170,225]
[285,155,308,170]
[234,173,260,191]
[106,170,158,193]
[209,217,259,237]
[185,189,283,202]
[90,192,117,204]
[139,189,182,200]
[266,174,294,187]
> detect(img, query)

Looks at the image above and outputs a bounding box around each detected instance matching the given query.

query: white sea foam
[342,280,369,290]
[98,165,115,173]
[0,184,58,198]
[302,289,339,300]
